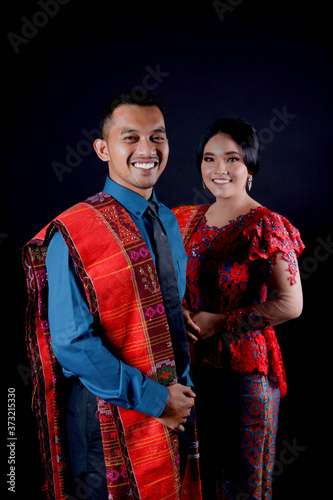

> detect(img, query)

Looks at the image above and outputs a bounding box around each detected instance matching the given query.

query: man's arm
[46,231,194,429]
[46,231,168,417]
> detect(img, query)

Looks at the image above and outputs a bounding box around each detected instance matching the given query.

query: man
[23,92,201,500]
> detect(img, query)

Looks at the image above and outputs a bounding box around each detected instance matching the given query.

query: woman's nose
[215,162,228,174]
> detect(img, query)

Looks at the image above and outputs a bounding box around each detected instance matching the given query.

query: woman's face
[201,133,250,200]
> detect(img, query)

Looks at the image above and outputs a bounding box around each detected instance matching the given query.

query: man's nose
[135,137,156,156]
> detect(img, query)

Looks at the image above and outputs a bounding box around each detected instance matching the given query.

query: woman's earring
[247,175,253,191]
[202,179,206,190]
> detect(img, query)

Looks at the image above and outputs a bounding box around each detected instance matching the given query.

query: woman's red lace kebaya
[183,206,305,398]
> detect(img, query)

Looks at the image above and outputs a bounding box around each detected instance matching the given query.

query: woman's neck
[205,193,261,228]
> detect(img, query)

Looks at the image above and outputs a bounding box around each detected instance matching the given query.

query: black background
[2,1,332,498]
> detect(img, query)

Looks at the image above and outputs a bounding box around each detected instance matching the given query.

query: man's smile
[131,161,159,170]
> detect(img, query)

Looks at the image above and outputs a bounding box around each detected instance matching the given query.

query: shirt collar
[102,176,158,219]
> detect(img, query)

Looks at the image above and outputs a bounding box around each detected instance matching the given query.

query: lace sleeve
[226,249,303,334]
[225,305,270,339]
[244,210,305,285]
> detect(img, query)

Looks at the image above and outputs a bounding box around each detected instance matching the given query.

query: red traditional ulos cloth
[23,193,202,500]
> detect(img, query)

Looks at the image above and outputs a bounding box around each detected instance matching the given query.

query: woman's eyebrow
[225,151,242,156]
[203,151,241,156]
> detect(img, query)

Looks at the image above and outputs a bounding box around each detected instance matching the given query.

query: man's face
[94,104,169,199]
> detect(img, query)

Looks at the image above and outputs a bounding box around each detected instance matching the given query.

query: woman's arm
[183,251,303,341]
[252,251,303,324]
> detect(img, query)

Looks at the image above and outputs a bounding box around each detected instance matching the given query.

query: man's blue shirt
[46,177,189,418]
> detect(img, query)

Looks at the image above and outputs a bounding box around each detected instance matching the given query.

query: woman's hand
[183,306,200,342]
[190,311,227,340]
[183,307,227,342]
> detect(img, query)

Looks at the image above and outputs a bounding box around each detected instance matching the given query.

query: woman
[172,118,304,499]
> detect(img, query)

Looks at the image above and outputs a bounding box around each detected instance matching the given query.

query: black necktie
[145,202,190,380]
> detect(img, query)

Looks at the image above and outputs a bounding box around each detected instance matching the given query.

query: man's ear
[93,139,109,162]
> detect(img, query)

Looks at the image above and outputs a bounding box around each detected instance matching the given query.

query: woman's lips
[212,178,232,184]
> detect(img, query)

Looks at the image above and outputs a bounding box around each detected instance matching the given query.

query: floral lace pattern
[184,206,304,397]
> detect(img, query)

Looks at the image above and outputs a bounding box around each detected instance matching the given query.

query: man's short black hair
[100,90,166,138]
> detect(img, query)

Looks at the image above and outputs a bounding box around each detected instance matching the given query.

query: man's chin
[133,169,163,189]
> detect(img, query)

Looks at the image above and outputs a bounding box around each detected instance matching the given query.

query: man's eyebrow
[152,127,166,134]
[120,128,139,135]
[120,127,166,135]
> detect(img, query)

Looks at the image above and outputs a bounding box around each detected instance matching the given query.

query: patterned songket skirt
[194,369,281,499]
